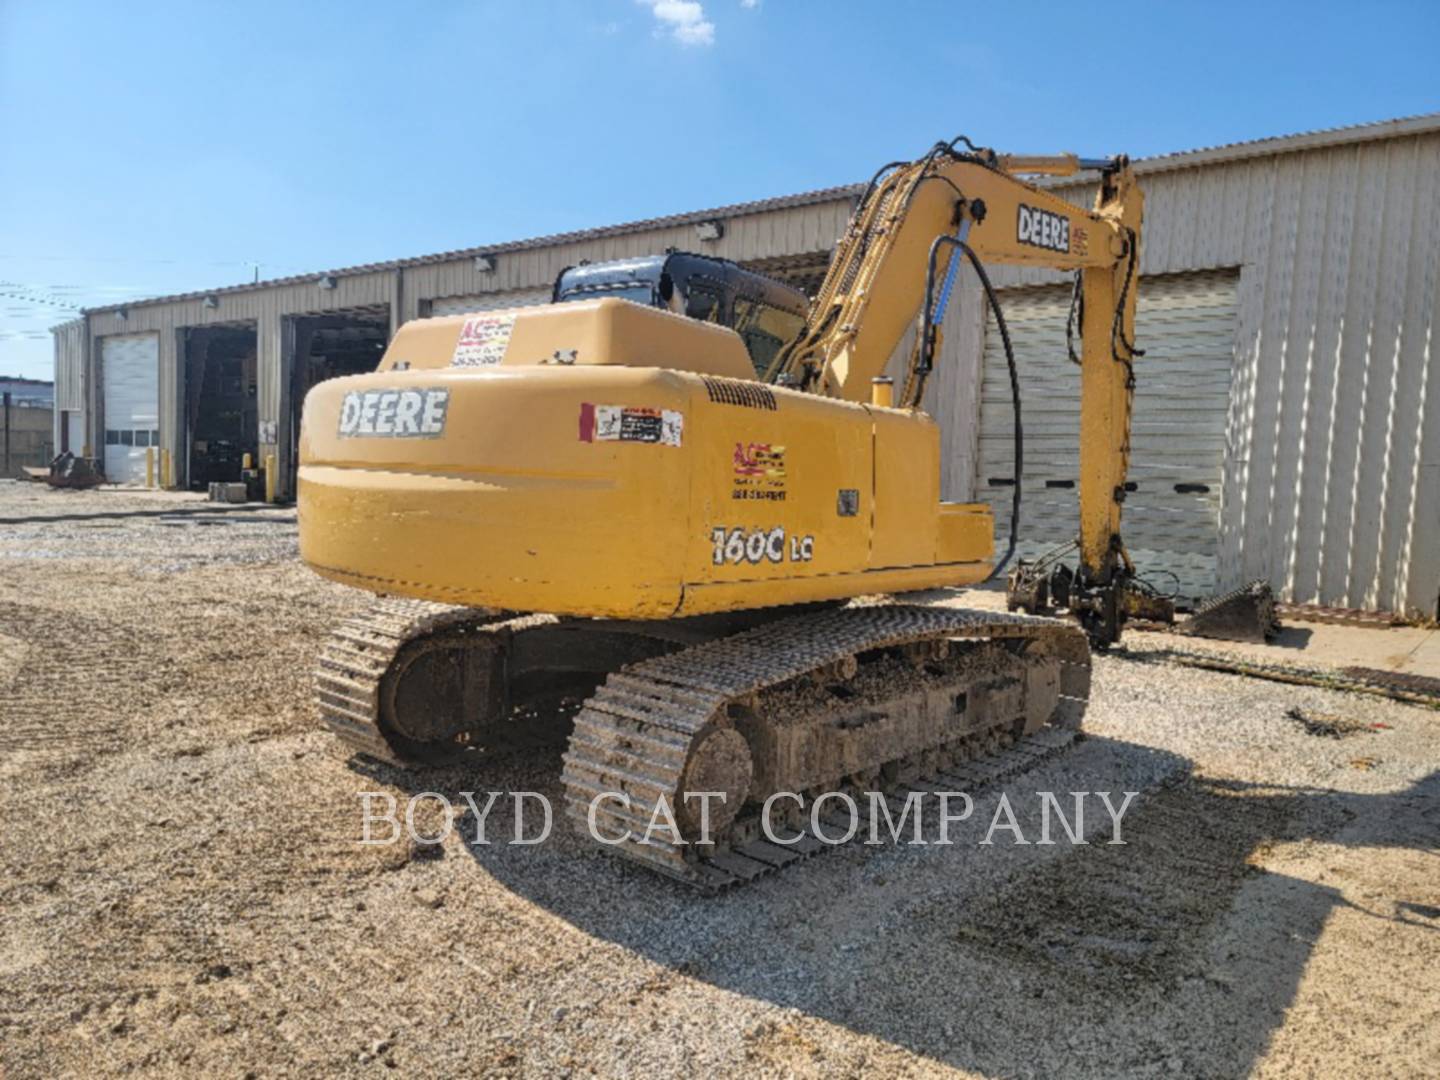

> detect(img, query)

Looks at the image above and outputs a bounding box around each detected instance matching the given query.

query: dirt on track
[1,483,1437,1078]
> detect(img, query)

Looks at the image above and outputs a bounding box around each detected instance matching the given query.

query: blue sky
[2,0,1437,380]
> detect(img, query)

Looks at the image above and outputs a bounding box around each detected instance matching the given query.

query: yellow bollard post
[242,452,253,470]
[161,449,172,489]
[264,453,276,503]
[145,446,155,488]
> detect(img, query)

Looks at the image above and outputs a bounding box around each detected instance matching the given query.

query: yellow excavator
[299,137,1151,887]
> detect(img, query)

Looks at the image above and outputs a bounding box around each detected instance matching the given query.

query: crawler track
[315,598,552,765]
[315,599,730,766]
[561,604,1090,890]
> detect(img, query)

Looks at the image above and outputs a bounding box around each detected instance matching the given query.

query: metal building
[51,114,1440,617]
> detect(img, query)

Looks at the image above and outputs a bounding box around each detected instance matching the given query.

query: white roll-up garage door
[428,287,551,317]
[975,271,1238,603]
[101,332,160,485]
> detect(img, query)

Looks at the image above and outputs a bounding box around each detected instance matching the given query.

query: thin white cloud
[740,0,759,8]
[640,1,716,46]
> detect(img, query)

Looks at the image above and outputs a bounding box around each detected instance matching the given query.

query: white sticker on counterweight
[452,313,516,367]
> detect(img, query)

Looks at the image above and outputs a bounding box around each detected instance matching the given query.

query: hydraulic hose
[959,241,1022,583]
[913,234,1022,584]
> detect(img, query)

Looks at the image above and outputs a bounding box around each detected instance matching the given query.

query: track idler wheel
[675,724,752,839]
[379,631,506,762]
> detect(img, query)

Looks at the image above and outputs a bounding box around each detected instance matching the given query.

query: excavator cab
[552,252,808,378]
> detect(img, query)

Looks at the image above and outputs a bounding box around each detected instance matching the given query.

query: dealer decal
[578,404,684,447]
[732,442,787,502]
[338,388,449,438]
[452,314,516,367]
[1017,204,1070,254]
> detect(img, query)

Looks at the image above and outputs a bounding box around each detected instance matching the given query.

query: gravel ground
[2,481,1437,1078]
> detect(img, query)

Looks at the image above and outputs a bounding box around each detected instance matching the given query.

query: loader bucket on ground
[1177,580,1281,644]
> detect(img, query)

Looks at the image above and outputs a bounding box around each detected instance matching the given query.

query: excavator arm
[774,139,1149,644]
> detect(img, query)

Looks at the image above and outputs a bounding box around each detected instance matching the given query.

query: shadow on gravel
[0,504,293,526]
[353,738,1440,1077]
[1261,625,1315,650]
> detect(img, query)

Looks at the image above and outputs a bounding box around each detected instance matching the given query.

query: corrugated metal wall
[875,263,987,507]
[52,125,1439,614]
[56,198,854,498]
[51,319,85,451]
[936,131,1440,616]
[1225,135,1440,617]
[51,319,85,410]
[80,274,396,495]
[398,200,856,322]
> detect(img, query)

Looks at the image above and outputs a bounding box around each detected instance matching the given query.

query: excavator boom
[776,140,1145,640]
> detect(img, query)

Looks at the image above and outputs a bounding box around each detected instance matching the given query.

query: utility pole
[3,391,11,478]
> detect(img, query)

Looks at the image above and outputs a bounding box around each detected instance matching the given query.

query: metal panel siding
[65,202,848,498]
[53,127,1438,611]
[82,270,396,492]
[52,319,86,450]
[874,262,986,503]
[1219,132,1440,615]
[398,200,851,322]
[1390,138,1440,615]
[428,288,551,317]
[942,133,1440,614]
[52,319,85,411]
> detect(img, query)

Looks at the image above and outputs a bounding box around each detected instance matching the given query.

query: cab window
[684,283,724,323]
[558,283,655,306]
[733,296,805,379]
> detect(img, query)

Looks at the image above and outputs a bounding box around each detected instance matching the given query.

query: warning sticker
[578,403,684,447]
[451,314,516,367]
